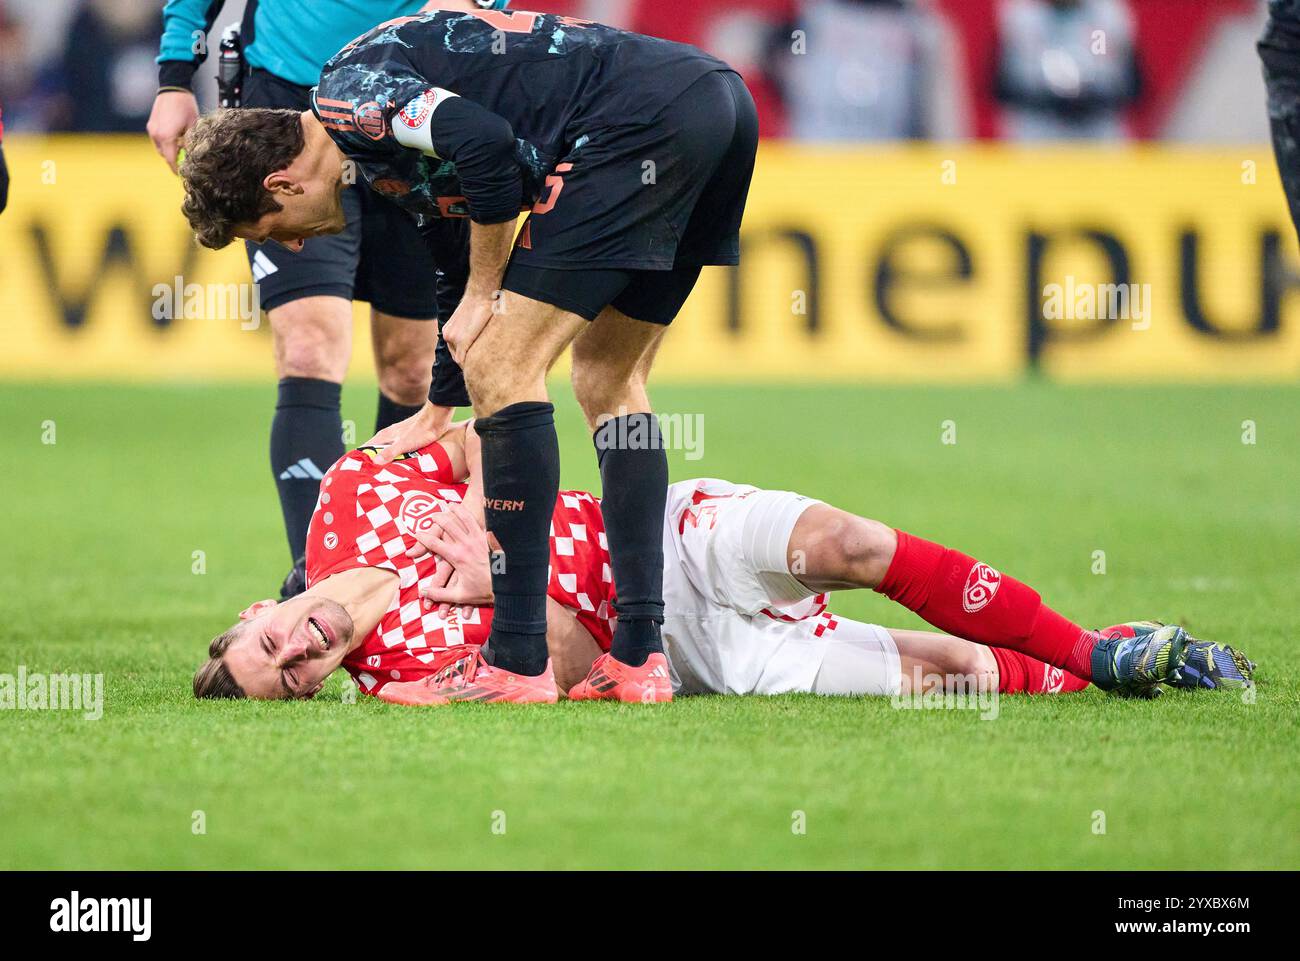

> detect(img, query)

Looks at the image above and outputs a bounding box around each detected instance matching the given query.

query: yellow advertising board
[1,136,1297,382]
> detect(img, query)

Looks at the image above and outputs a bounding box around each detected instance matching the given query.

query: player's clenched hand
[405,504,497,609]
[442,294,497,365]
[147,90,200,173]
[368,401,454,465]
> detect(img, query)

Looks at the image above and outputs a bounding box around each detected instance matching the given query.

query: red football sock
[989,647,1090,694]
[876,531,1099,680]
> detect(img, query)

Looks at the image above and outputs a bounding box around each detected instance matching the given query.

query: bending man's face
[233,174,348,252]
[223,594,355,699]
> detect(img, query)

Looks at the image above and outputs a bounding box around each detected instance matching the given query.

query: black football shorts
[502,69,759,324]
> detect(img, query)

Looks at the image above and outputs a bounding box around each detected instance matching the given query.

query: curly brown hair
[180,108,306,250]
[193,626,248,700]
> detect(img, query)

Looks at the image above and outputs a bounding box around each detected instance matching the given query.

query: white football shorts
[661,478,901,697]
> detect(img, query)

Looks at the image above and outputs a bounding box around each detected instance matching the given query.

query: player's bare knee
[941,645,998,689]
[270,297,351,381]
[275,329,348,381]
[799,510,896,588]
[376,359,430,407]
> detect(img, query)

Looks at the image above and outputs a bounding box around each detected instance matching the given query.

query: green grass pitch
[0,381,1296,870]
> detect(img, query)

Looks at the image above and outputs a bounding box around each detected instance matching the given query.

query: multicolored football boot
[1098,621,1255,691]
[1088,622,1190,697]
[568,652,674,703]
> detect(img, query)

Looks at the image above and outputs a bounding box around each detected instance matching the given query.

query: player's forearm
[428,96,524,226]
[465,220,517,300]
[158,0,227,91]
[463,420,486,525]
[430,420,470,481]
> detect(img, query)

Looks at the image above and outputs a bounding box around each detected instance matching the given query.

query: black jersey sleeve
[429,329,471,409]
[428,97,523,225]
[424,216,471,408]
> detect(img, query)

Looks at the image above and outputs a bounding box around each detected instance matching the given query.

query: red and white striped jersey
[304,443,615,697]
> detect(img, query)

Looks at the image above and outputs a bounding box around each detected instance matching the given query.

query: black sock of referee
[596,413,667,667]
[375,391,424,434]
[270,377,344,562]
[476,401,558,677]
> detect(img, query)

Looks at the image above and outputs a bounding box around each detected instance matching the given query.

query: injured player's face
[205,593,356,700]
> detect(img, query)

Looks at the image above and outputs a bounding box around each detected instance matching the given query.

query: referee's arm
[150,0,228,171]
[157,0,228,93]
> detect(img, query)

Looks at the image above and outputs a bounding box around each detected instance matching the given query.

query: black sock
[596,414,667,667]
[375,391,424,434]
[270,377,343,562]
[476,401,558,677]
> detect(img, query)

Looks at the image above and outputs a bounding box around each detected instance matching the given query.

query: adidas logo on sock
[279,458,324,481]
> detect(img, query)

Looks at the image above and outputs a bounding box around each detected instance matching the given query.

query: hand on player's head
[192,593,355,701]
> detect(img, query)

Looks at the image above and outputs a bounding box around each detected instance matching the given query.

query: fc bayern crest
[961,562,1001,613]
[397,90,436,131]
[354,101,387,140]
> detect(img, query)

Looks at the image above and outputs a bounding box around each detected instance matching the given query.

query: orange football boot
[568,652,674,703]
[377,648,558,705]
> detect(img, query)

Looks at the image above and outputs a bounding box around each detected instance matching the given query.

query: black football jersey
[1269,1,1300,39]
[310,9,729,227]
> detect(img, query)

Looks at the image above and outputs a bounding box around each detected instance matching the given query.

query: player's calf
[570,308,672,668]
[459,295,585,677]
[570,306,664,429]
[371,310,437,413]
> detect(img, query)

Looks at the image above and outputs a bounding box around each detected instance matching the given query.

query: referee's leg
[267,295,352,576]
[370,310,438,431]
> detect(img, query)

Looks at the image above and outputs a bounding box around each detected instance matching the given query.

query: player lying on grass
[179,2,762,704]
[193,424,1254,703]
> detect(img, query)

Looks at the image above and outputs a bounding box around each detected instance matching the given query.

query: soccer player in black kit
[178,2,760,703]
[1262,1,1300,240]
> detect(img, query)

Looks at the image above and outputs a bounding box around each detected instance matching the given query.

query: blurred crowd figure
[771,0,967,140]
[994,0,1141,140]
[0,0,1271,142]
[0,0,161,132]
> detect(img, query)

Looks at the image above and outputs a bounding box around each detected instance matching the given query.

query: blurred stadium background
[3,1,1299,872]
[0,0,1295,383]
